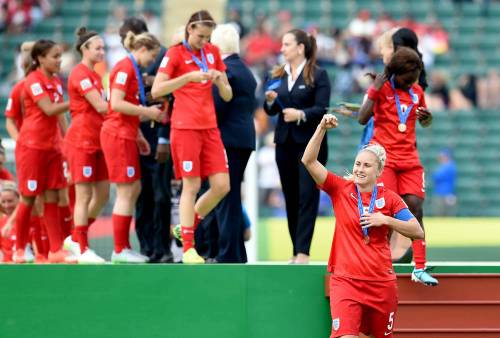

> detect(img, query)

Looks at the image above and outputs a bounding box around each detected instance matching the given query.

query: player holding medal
[358,46,437,286]
[302,113,424,338]
[152,10,232,264]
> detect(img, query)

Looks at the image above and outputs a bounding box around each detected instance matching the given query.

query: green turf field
[258,217,500,261]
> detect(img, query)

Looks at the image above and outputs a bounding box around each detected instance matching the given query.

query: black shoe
[149,252,174,263]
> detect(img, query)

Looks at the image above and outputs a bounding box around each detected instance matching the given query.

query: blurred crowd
[0,0,52,34]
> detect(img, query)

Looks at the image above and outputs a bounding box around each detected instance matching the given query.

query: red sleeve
[317,171,346,196]
[158,47,180,78]
[388,190,410,215]
[110,61,134,93]
[5,84,21,118]
[419,89,427,108]
[72,68,96,96]
[25,74,49,103]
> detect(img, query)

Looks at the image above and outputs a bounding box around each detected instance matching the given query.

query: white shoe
[111,249,148,264]
[25,244,35,262]
[78,249,106,264]
[63,235,81,256]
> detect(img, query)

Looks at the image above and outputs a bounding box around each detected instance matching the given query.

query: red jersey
[0,167,15,181]
[371,81,426,165]
[18,70,64,150]
[65,63,105,151]
[5,79,25,131]
[158,42,226,130]
[319,172,408,281]
[101,57,140,140]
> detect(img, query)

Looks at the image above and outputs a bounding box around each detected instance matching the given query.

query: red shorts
[100,131,140,183]
[65,144,108,183]
[170,128,228,180]
[329,275,398,338]
[15,143,67,196]
[379,162,425,199]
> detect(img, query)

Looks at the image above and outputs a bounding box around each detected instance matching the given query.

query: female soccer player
[101,31,164,263]
[63,27,109,263]
[264,28,331,264]
[358,43,438,286]
[152,10,232,264]
[14,39,73,263]
[302,114,424,338]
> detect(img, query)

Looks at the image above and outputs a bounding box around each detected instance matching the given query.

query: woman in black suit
[264,29,331,264]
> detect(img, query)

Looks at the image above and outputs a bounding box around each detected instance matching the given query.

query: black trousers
[194,147,251,263]
[135,155,173,258]
[275,139,328,256]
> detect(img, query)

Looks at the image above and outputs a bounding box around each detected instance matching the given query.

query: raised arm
[301,114,338,185]
[358,73,387,125]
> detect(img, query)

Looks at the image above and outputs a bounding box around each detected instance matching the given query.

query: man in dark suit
[119,17,173,263]
[207,24,257,263]
[264,29,331,264]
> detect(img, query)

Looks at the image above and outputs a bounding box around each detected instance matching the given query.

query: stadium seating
[0,0,499,216]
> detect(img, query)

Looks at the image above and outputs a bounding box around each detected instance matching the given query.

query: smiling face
[83,37,105,64]
[1,190,18,215]
[352,150,381,188]
[281,32,304,64]
[39,45,63,74]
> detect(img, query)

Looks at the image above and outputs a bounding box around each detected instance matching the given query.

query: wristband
[367,86,380,101]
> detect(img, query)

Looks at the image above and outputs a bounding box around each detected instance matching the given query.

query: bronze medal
[398,123,407,132]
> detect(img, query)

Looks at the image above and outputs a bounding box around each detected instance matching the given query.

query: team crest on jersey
[183,161,193,173]
[126,166,135,178]
[160,56,169,69]
[27,180,37,192]
[6,98,12,111]
[207,53,214,64]
[83,166,92,178]
[116,72,128,85]
[411,93,419,104]
[375,197,385,209]
[80,78,92,91]
[332,318,340,330]
[31,83,43,96]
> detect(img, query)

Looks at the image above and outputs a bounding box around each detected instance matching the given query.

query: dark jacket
[264,66,331,144]
[213,54,257,150]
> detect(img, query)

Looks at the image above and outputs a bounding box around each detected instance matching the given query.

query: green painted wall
[1,264,499,338]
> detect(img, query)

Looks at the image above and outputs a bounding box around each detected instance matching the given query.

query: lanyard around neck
[182,39,208,72]
[128,53,146,106]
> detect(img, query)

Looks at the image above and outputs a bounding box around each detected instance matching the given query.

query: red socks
[72,217,96,253]
[59,205,73,239]
[15,202,33,252]
[112,214,131,253]
[30,216,47,258]
[413,239,427,269]
[44,203,63,253]
[181,213,202,252]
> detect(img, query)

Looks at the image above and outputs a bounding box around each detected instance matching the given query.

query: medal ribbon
[390,75,415,127]
[182,39,208,72]
[356,184,378,238]
[128,53,147,106]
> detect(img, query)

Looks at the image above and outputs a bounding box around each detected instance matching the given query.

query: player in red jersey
[101,31,165,263]
[3,41,50,263]
[358,45,438,286]
[13,39,74,263]
[62,27,109,264]
[302,114,424,338]
[152,10,233,264]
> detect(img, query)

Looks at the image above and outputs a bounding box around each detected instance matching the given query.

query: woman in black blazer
[264,29,331,264]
